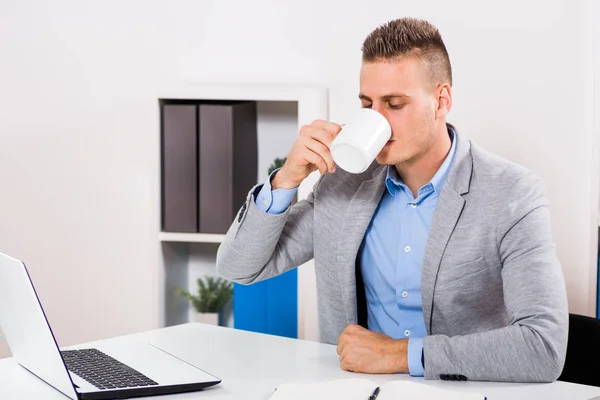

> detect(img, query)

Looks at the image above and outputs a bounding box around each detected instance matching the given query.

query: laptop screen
[0,252,78,399]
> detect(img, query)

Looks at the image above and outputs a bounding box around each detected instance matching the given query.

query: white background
[0,0,598,357]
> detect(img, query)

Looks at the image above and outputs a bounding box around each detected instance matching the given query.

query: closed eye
[388,103,404,110]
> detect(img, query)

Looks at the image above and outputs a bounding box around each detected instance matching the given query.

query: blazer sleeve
[216,177,321,285]
[423,173,569,382]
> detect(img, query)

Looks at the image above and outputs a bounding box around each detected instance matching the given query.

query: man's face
[359,58,445,167]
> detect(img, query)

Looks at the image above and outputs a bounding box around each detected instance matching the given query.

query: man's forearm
[423,322,566,382]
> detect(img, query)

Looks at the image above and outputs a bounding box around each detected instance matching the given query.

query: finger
[337,331,346,355]
[304,139,336,173]
[304,149,328,175]
[337,325,352,344]
[310,120,343,135]
[339,350,346,365]
[340,356,348,370]
[299,124,333,147]
[340,358,350,371]
[340,352,354,372]
[302,126,337,149]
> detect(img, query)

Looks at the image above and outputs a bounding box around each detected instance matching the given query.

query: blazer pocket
[437,257,488,285]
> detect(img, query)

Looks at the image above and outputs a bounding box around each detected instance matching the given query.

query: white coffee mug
[330,108,392,174]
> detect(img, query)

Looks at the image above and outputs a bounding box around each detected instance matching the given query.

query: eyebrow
[358,93,410,102]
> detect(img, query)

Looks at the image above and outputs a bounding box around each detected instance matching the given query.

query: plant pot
[194,312,219,325]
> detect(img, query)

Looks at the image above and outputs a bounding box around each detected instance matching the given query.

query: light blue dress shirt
[254,171,298,214]
[254,128,456,376]
[359,129,456,376]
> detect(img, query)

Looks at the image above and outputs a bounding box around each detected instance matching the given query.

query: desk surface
[0,323,599,400]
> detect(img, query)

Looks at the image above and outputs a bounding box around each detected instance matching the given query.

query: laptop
[0,251,221,399]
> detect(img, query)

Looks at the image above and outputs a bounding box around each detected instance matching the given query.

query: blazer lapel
[336,165,387,325]
[421,131,473,333]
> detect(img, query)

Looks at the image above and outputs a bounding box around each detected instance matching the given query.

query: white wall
[0,0,598,356]
[0,331,8,358]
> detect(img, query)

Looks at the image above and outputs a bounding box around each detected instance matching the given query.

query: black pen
[368,386,380,400]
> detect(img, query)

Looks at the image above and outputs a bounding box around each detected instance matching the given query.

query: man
[216,17,568,382]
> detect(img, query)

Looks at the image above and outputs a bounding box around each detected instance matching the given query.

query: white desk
[0,323,599,400]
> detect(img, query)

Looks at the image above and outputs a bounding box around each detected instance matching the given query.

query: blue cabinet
[233,269,298,338]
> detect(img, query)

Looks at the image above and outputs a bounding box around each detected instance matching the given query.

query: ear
[435,83,452,119]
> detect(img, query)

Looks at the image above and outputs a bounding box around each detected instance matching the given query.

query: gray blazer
[216,129,569,382]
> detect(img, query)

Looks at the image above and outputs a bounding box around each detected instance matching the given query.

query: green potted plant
[178,275,233,326]
[267,157,287,176]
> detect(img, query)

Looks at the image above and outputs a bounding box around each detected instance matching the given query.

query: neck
[395,124,452,197]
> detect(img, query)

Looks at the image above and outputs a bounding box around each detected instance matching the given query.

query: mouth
[384,140,394,147]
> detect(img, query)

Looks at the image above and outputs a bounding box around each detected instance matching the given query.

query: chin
[375,154,389,165]
[377,150,406,166]
[376,156,398,166]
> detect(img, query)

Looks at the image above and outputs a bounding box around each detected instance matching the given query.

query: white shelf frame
[159,232,225,243]
[156,83,328,341]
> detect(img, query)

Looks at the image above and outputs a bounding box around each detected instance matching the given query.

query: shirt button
[401,290,408,298]
[404,330,411,337]
[410,203,417,208]
[404,246,411,253]
[262,199,269,207]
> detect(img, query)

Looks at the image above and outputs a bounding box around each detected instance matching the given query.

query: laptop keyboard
[61,348,158,390]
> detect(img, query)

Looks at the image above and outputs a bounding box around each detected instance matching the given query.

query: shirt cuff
[407,337,424,377]
[254,168,298,215]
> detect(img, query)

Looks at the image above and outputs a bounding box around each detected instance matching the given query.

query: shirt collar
[385,126,457,197]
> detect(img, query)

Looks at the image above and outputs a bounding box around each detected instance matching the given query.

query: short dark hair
[362,18,452,87]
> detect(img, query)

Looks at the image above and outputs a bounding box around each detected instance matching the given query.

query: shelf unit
[157,83,328,341]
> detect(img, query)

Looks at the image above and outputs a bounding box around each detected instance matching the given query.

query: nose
[371,103,387,117]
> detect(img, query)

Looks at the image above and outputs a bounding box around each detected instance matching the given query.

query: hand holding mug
[272,120,342,189]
